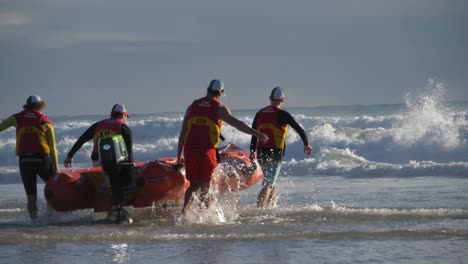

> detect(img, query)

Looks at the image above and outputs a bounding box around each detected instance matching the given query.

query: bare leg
[182,183,200,215]
[256,186,273,208]
[199,182,212,210]
[266,186,277,207]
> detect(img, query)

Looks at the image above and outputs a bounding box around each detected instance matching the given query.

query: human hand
[172,157,185,172]
[245,152,257,177]
[257,132,269,143]
[64,156,73,168]
[52,168,60,178]
[177,157,185,166]
[304,145,313,157]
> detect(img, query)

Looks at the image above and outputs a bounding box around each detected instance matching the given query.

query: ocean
[0,87,467,263]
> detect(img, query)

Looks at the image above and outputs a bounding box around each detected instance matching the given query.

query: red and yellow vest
[91,118,124,157]
[256,106,288,149]
[184,97,222,149]
[15,109,52,155]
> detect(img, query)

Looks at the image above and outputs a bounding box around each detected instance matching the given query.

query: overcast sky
[1,0,467,117]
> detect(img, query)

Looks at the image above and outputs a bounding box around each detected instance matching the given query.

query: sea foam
[0,80,466,178]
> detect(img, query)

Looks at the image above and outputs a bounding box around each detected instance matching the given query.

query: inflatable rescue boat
[44,143,263,212]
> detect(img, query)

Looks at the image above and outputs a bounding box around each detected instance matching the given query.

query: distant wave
[282,147,468,177]
[0,80,467,178]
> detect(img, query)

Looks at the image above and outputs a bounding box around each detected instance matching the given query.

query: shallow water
[1,87,467,263]
[1,175,466,264]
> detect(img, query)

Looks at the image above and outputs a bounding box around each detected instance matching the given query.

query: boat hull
[44,144,263,212]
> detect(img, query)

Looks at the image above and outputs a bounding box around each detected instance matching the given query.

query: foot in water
[107,205,133,224]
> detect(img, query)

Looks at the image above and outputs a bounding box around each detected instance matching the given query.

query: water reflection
[109,243,130,263]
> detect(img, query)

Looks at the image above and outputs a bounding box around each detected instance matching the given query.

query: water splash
[1,82,466,177]
[393,79,463,150]
[177,165,242,225]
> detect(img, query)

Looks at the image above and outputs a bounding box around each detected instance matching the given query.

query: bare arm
[177,106,191,163]
[249,112,259,154]
[218,105,268,142]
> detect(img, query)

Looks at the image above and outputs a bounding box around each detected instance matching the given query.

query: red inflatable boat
[44,143,263,212]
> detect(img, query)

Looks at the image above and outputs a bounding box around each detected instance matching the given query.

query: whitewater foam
[0,80,466,178]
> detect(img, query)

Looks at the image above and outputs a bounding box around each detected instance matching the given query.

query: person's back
[177,79,268,216]
[64,104,133,167]
[184,96,223,150]
[0,95,58,220]
[91,117,126,161]
[63,104,134,223]
[250,87,312,208]
[255,105,289,150]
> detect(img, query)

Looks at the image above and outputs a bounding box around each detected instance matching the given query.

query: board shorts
[257,148,283,187]
[19,154,53,196]
[184,147,218,183]
[260,162,282,187]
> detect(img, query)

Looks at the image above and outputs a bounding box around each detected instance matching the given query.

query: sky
[1,0,467,117]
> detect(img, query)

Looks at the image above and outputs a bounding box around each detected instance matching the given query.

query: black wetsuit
[67,122,134,206]
[67,122,134,163]
[19,154,53,196]
[250,109,309,162]
[14,114,56,197]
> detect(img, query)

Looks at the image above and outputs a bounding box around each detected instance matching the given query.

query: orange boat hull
[44,144,263,212]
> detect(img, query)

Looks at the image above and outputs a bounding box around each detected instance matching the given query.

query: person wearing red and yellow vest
[64,104,133,167]
[0,96,59,220]
[177,79,268,217]
[63,104,134,222]
[250,87,313,208]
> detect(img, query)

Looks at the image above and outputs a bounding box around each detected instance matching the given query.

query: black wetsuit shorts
[101,163,133,205]
[19,154,53,196]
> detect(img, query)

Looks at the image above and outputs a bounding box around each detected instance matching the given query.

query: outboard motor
[98,135,128,166]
